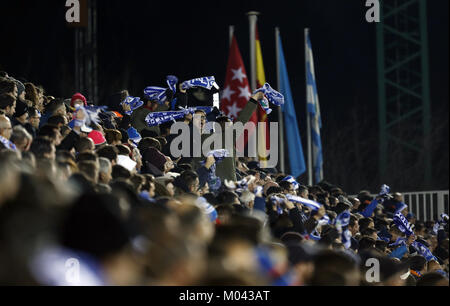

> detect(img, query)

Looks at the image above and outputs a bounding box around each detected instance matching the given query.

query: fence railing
[349,190,449,222]
[403,191,449,222]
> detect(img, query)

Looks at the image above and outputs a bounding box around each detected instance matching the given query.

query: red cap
[71,93,87,107]
[88,130,106,146]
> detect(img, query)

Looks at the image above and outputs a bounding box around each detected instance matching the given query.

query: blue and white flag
[278,32,307,178]
[286,194,321,211]
[305,29,323,184]
[181,76,218,91]
[144,107,213,127]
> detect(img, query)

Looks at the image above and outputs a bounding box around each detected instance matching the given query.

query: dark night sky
[0,0,448,191]
[1,1,448,111]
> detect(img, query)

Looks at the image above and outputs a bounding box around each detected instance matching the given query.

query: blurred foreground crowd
[0,72,449,286]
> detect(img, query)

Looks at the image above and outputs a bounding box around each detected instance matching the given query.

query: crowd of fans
[0,71,449,286]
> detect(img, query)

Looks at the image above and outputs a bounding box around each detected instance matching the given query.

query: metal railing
[403,191,449,222]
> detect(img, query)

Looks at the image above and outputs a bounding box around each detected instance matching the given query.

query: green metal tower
[377,0,432,190]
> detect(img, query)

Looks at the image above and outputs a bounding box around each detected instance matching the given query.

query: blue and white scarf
[393,212,414,237]
[433,214,449,235]
[181,76,218,91]
[379,184,391,197]
[144,107,213,127]
[196,197,218,223]
[411,241,437,262]
[122,96,144,115]
[389,237,407,248]
[282,176,300,191]
[167,75,178,94]
[144,76,180,105]
[144,87,168,105]
[0,135,16,151]
[254,83,285,115]
[74,105,101,127]
[286,194,321,211]
[333,211,352,249]
[200,149,230,192]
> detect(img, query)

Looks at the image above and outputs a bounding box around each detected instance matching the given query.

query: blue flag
[277,32,306,178]
[305,29,323,184]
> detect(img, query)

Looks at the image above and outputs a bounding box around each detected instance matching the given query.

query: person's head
[98,157,113,185]
[216,191,241,206]
[24,82,39,105]
[28,107,41,129]
[192,110,206,131]
[416,272,449,286]
[47,115,68,128]
[415,222,426,237]
[46,99,66,117]
[180,170,200,195]
[361,228,379,241]
[116,144,131,157]
[76,152,98,164]
[0,93,16,116]
[10,125,32,152]
[71,93,87,108]
[0,114,13,140]
[358,237,377,253]
[78,161,100,184]
[349,215,360,236]
[38,124,62,146]
[112,165,132,180]
[279,181,295,195]
[97,145,119,165]
[359,217,375,232]
[298,185,309,198]
[0,78,17,97]
[138,137,162,153]
[104,129,122,145]
[75,137,95,154]
[389,225,405,241]
[141,174,156,198]
[311,250,360,286]
[129,174,145,194]
[13,100,29,124]
[409,255,427,274]
[30,137,56,160]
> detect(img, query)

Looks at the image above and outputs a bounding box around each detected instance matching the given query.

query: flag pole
[275,27,286,174]
[305,28,313,186]
[229,25,235,47]
[247,11,259,92]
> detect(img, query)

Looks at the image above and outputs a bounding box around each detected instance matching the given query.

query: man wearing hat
[12,99,29,128]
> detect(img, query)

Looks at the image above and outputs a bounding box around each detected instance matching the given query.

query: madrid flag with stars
[221,35,258,127]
